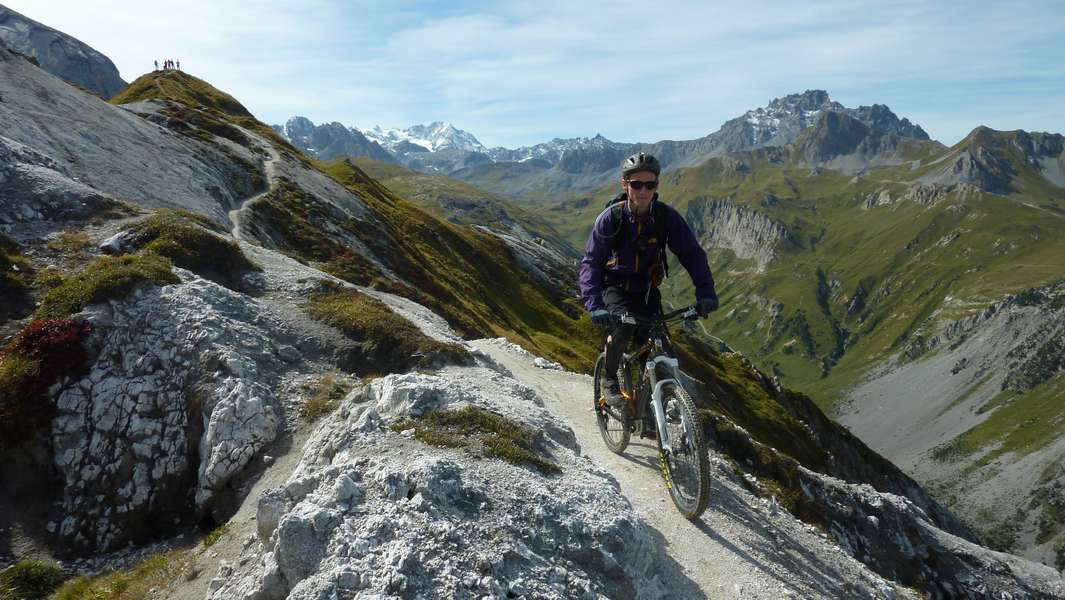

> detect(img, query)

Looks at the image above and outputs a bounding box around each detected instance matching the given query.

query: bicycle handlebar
[615,305,700,326]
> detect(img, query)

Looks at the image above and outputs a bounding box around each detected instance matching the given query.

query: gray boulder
[0,4,126,98]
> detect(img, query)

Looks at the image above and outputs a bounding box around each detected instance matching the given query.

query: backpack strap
[608,200,626,254]
[654,200,669,280]
[607,197,671,281]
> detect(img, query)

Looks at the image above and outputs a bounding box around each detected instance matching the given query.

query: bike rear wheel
[658,383,711,519]
[593,353,630,454]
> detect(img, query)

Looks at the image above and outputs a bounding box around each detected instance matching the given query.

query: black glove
[590,309,614,329]
[696,297,718,317]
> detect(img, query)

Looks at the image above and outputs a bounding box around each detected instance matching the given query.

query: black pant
[603,286,663,382]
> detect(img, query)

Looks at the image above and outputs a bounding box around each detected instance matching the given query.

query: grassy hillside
[267,158,598,372]
[110,70,251,117]
[110,70,303,162]
[347,157,576,255]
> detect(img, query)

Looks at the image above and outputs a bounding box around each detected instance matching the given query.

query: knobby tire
[593,353,630,454]
[659,383,711,519]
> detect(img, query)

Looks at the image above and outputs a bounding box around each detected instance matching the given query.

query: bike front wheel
[593,353,630,454]
[658,383,711,519]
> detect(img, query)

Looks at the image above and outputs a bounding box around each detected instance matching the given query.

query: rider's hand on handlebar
[696,297,718,318]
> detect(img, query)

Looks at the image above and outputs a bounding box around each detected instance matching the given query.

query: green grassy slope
[347,157,576,254]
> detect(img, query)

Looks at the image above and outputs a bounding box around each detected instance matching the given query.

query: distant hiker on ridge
[154,59,158,71]
[176,59,180,70]
[579,152,719,409]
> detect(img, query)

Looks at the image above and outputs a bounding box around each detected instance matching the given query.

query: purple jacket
[579,194,717,312]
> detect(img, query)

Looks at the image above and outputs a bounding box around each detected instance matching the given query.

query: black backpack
[605,195,670,283]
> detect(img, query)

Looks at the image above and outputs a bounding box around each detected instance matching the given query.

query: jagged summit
[725,89,929,150]
[849,103,929,140]
[0,4,126,98]
[751,89,843,126]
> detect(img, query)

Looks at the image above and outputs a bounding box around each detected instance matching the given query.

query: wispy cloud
[6,0,1062,147]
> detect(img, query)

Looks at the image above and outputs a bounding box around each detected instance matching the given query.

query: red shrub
[6,319,92,379]
[0,318,93,449]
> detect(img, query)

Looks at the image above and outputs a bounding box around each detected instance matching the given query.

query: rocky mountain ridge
[272,117,395,164]
[0,3,125,98]
[274,90,934,202]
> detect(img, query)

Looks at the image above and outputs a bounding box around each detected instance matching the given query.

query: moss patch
[300,374,351,422]
[202,523,230,548]
[52,550,191,600]
[392,405,560,474]
[0,560,65,600]
[46,230,93,257]
[35,254,178,318]
[0,234,33,320]
[0,318,93,450]
[305,288,469,373]
[31,266,65,290]
[126,209,258,287]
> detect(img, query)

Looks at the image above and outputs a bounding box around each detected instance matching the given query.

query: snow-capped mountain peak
[362,122,486,153]
[486,134,629,163]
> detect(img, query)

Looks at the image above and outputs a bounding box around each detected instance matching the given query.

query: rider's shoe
[639,421,658,440]
[602,377,626,410]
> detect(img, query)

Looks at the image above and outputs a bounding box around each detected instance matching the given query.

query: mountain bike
[592,305,712,519]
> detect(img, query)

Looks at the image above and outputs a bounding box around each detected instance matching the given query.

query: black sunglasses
[626,180,658,190]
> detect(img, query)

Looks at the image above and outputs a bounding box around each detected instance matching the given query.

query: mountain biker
[579,152,718,409]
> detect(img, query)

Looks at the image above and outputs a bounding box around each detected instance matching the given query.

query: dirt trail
[156,428,310,600]
[228,130,281,241]
[470,340,913,600]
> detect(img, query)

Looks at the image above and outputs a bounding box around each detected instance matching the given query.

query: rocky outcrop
[861,182,982,209]
[711,415,1065,598]
[0,135,118,224]
[474,222,578,298]
[1011,130,1065,188]
[922,145,1015,194]
[0,5,125,98]
[212,365,665,600]
[686,197,793,270]
[47,271,300,552]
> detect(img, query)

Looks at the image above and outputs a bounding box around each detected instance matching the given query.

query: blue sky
[6,0,1063,148]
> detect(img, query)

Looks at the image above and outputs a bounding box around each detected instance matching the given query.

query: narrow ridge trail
[469,340,913,600]
[228,128,281,241]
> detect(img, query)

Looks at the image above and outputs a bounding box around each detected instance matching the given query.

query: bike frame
[618,306,698,455]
